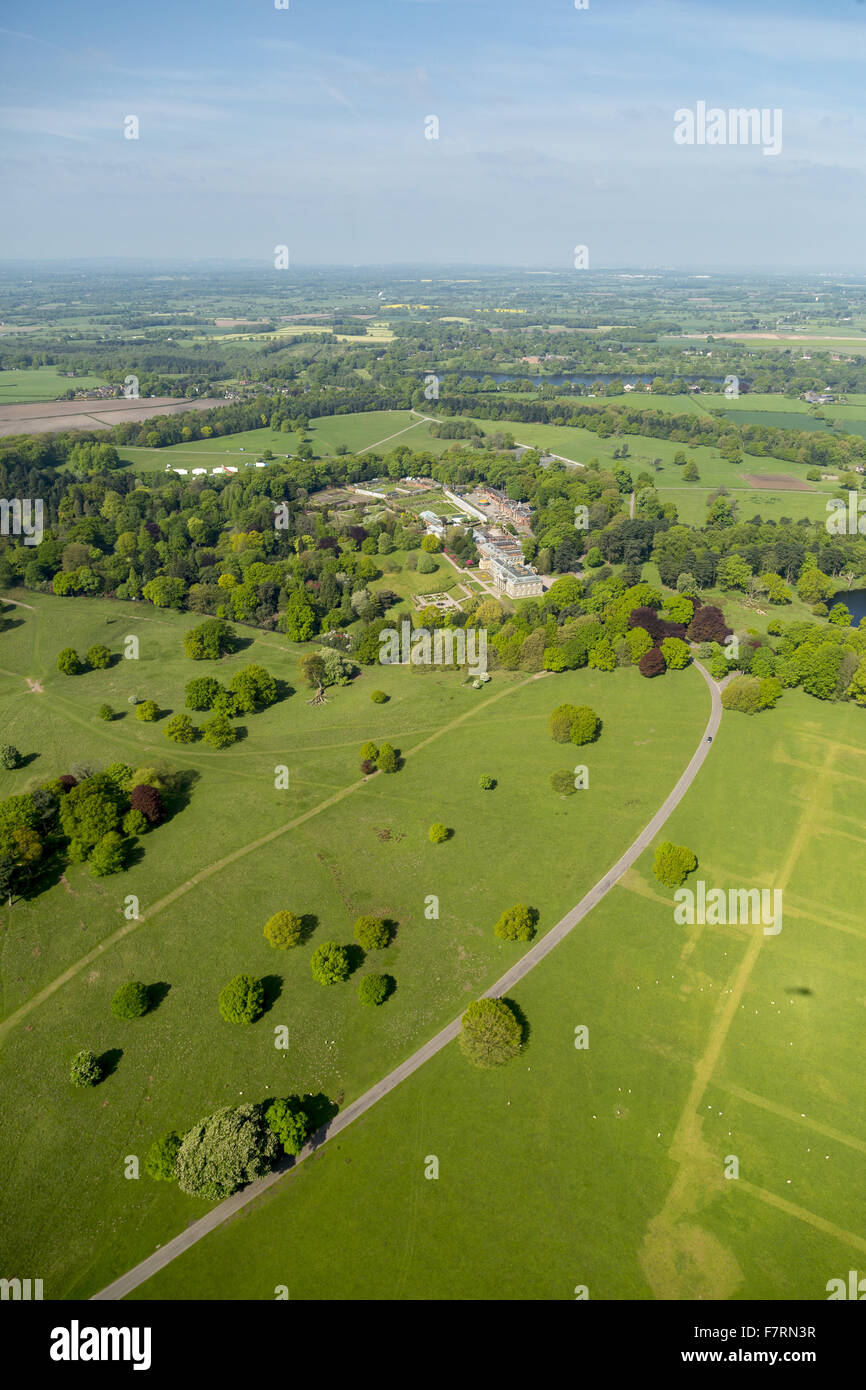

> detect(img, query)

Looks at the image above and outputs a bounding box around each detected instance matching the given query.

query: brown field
[0,396,225,439]
[742,473,813,491]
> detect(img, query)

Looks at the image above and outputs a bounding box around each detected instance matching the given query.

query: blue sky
[1,0,865,268]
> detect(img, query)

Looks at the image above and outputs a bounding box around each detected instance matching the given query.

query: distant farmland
[0,395,225,439]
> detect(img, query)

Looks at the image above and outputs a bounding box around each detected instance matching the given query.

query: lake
[832,589,866,623]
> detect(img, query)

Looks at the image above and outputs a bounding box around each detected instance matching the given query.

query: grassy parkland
[0,590,709,1296]
[127,687,866,1300]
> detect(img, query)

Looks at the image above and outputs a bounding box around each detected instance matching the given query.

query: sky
[1,0,865,269]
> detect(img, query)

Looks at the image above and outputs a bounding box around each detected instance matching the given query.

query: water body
[832,589,866,624]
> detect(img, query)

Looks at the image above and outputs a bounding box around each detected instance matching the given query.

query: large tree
[459,998,523,1068]
[174,1105,280,1198]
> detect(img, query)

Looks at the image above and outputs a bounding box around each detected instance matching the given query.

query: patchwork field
[0,591,707,1298]
[127,690,866,1301]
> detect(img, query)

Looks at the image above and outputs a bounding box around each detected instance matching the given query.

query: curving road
[92,662,722,1301]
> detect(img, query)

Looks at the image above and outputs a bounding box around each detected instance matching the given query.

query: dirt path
[91,663,721,1301]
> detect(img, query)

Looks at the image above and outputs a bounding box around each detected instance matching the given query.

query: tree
[570,705,600,745]
[459,998,523,1068]
[653,841,697,888]
[311,941,351,985]
[359,740,379,762]
[371,690,389,703]
[89,831,126,876]
[145,1131,182,1182]
[722,675,782,714]
[377,742,398,773]
[549,703,579,743]
[69,1049,102,1087]
[0,746,22,770]
[218,974,265,1024]
[659,637,691,670]
[264,1097,311,1155]
[184,618,236,660]
[828,602,852,627]
[417,552,437,574]
[479,774,496,789]
[201,713,237,748]
[57,647,83,675]
[797,566,834,606]
[228,663,278,711]
[550,769,577,795]
[164,713,197,743]
[493,904,537,942]
[358,973,390,1006]
[0,855,17,907]
[626,626,653,663]
[85,644,111,670]
[130,784,165,825]
[683,461,700,481]
[122,808,148,836]
[264,910,304,949]
[299,652,326,690]
[847,656,866,706]
[588,638,616,671]
[428,822,450,843]
[353,915,391,950]
[687,605,731,644]
[174,1104,280,1198]
[136,700,159,722]
[97,704,114,721]
[665,594,695,626]
[59,774,124,852]
[639,648,666,678]
[716,555,752,592]
[185,676,222,710]
[111,980,150,1019]
[283,592,316,642]
[143,576,186,609]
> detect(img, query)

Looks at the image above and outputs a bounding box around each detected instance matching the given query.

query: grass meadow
[127,689,866,1301]
[0,591,707,1297]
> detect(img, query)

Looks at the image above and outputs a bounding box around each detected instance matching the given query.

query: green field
[128,687,866,1301]
[0,366,109,404]
[117,411,452,473]
[0,590,708,1298]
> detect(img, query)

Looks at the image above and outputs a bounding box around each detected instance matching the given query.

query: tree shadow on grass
[501,996,531,1052]
[344,944,365,976]
[302,1092,340,1150]
[123,841,146,871]
[97,1047,123,1081]
[274,679,295,703]
[260,975,283,1013]
[164,769,200,819]
[298,914,318,945]
[146,982,171,1012]
[16,751,39,769]
[381,918,399,946]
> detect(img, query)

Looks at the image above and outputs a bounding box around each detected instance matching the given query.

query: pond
[832,589,866,624]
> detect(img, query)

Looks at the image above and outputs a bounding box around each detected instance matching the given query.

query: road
[92,661,722,1301]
